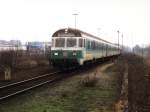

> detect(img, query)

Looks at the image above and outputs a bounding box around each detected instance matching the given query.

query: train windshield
[67,38,77,47]
[55,38,65,47]
[79,38,83,47]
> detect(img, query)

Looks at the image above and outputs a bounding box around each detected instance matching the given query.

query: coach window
[101,43,104,50]
[108,46,110,51]
[107,46,109,50]
[100,43,103,50]
[93,41,95,50]
[83,39,86,47]
[79,38,83,47]
[95,42,97,50]
[67,38,77,47]
[98,43,101,50]
[91,41,95,50]
[87,40,91,49]
[55,38,65,47]
[96,42,98,50]
[99,43,102,50]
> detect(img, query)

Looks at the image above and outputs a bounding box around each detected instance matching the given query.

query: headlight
[54,52,58,55]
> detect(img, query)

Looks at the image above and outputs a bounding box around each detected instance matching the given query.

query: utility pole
[117,30,120,52]
[72,13,78,29]
[142,44,144,63]
[131,33,134,54]
[122,33,123,51]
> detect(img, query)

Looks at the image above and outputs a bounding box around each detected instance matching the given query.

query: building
[26,41,51,54]
[0,40,22,51]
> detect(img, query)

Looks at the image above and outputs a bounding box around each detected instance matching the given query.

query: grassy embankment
[0,59,124,112]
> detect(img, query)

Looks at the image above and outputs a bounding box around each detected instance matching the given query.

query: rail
[0,71,61,101]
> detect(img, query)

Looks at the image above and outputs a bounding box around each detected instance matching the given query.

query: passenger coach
[50,28,120,68]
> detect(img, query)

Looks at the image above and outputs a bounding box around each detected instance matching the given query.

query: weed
[80,72,99,87]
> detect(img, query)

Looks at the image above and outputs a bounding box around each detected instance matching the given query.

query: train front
[50,28,85,68]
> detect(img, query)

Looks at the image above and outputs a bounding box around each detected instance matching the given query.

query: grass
[127,54,150,112]
[0,62,120,112]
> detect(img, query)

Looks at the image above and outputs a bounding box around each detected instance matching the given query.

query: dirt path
[99,63,114,72]
[115,63,128,112]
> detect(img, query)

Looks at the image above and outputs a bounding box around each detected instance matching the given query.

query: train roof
[52,28,117,46]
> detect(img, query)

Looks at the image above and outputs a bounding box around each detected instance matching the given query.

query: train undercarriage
[50,54,120,70]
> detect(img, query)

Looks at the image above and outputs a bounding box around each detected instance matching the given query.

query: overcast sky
[0,0,149,47]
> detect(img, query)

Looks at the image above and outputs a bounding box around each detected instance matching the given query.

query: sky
[0,0,149,47]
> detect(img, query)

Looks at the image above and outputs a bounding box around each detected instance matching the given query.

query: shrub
[0,50,19,69]
[80,72,99,87]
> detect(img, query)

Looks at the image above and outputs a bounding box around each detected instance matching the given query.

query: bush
[0,50,20,69]
[80,72,99,87]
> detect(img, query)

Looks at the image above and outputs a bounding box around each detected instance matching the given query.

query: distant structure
[0,40,51,53]
[0,40,22,51]
[26,41,51,54]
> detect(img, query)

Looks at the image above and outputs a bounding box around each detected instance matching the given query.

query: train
[50,28,120,68]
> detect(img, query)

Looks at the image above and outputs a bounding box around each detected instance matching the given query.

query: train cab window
[67,38,77,47]
[52,39,54,47]
[79,38,83,47]
[55,38,65,47]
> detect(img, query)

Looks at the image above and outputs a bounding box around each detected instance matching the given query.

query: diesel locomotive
[50,28,120,68]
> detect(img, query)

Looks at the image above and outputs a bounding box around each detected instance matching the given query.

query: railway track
[0,71,62,101]
[0,66,80,101]
[0,59,113,101]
